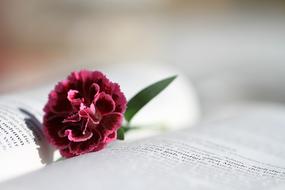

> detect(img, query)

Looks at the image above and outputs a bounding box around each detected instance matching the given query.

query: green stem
[55,157,65,162]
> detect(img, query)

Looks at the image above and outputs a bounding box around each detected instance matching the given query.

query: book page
[0,87,54,182]
[1,107,285,190]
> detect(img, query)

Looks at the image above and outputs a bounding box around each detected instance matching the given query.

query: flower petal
[81,117,98,135]
[89,83,100,101]
[69,129,102,155]
[44,115,70,148]
[64,129,93,142]
[62,113,80,123]
[79,107,100,124]
[60,148,75,158]
[100,112,123,131]
[104,131,117,143]
[94,92,115,115]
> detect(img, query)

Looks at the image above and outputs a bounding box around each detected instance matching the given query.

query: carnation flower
[43,70,127,158]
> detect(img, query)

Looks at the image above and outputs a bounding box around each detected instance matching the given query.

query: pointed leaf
[124,75,177,123]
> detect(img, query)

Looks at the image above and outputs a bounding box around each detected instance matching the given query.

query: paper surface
[1,107,285,189]
[0,89,54,182]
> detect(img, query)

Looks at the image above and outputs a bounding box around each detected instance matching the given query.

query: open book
[0,71,285,189]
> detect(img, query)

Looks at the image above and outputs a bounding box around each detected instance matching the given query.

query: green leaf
[117,127,125,140]
[124,75,177,123]
[121,126,140,132]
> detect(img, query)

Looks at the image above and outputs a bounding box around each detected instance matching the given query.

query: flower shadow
[19,108,54,165]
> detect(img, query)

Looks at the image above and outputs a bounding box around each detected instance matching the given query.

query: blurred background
[1,0,285,118]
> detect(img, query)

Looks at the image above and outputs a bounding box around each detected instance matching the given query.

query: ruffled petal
[62,113,80,123]
[79,106,100,124]
[69,129,102,155]
[89,83,100,101]
[104,131,117,143]
[60,148,75,158]
[64,129,93,142]
[67,89,82,107]
[94,92,115,115]
[100,112,123,131]
[44,124,70,148]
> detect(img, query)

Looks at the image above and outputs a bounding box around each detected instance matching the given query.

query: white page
[0,87,55,182]
[1,107,285,190]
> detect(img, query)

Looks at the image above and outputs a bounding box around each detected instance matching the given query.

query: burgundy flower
[43,70,127,158]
